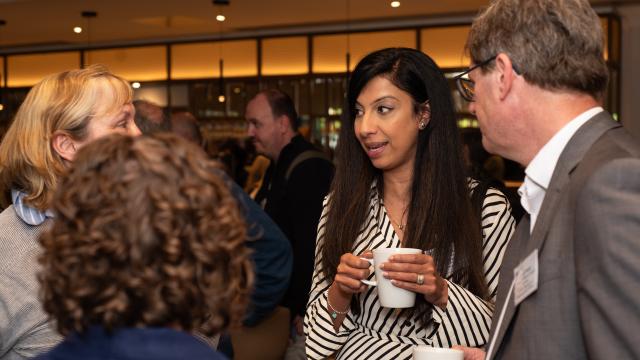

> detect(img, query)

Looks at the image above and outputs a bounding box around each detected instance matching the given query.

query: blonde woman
[0,65,140,359]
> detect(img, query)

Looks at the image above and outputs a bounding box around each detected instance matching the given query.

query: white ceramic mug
[412,346,463,360]
[361,247,423,308]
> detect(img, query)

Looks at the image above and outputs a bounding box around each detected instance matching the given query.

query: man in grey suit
[453,0,640,359]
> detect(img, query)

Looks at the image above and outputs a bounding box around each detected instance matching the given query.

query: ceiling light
[73,26,82,34]
[391,1,400,8]
[0,104,4,111]
[132,82,141,89]
[216,14,226,22]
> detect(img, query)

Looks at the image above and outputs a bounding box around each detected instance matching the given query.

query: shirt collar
[525,107,603,190]
[11,189,54,226]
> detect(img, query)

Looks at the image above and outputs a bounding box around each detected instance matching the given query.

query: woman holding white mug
[304,48,515,359]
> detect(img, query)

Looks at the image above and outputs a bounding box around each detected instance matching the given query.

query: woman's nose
[357,112,377,136]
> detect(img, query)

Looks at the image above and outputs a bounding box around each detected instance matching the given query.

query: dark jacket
[255,135,334,317]
[225,174,293,326]
[35,327,227,360]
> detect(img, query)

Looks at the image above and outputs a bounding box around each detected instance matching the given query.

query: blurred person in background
[136,104,293,358]
[304,48,515,359]
[462,131,524,223]
[245,89,334,356]
[217,138,248,187]
[133,99,171,134]
[453,0,640,359]
[35,133,252,360]
[243,138,271,199]
[0,64,140,359]
[171,111,203,146]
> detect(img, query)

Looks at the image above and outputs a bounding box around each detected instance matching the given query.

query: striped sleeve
[304,197,357,359]
[431,187,515,348]
[431,281,493,348]
[480,188,516,300]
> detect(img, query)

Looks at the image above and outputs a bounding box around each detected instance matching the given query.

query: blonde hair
[0,64,132,210]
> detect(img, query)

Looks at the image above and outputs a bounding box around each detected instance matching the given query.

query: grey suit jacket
[487,112,640,359]
[0,206,61,359]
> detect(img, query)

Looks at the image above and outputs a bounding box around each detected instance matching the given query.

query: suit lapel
[486,215,530,359]
[488,111,620,359]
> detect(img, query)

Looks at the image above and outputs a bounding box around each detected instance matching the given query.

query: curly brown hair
[38,133,253,336]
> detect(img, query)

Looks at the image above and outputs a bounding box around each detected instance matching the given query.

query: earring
[418,121,426,130]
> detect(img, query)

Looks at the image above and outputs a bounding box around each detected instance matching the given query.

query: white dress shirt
[518,107,604,233]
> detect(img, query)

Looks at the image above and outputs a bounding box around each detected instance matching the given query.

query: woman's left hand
[380,253,448,308]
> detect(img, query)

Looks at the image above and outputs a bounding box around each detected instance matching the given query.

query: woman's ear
[417,101,431,130]
[51,131,78,162]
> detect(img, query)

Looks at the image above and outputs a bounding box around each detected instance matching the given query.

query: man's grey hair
[467,0,608,100]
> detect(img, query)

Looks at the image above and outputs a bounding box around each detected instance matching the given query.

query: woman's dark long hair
[322,48,488,323]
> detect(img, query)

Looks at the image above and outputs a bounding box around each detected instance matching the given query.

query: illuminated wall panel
[313,30,415,73]
[8,52,79,87]
[262,36,308,75]
[85,46,166,81]
[172,40,257,79]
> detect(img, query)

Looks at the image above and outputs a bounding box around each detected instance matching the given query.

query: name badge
[513,249,539,306]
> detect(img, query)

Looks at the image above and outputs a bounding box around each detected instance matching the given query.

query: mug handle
[359,257,377,286]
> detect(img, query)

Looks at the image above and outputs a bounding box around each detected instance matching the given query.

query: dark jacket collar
[41,326,225,360]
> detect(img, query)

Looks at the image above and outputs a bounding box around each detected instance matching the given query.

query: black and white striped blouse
[304,183,515,360]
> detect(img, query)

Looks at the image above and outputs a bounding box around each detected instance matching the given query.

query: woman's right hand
[333,251,373,295]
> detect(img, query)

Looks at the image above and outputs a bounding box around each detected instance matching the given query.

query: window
[313,30,415,73]
[262,37,308,75]
[7,52,80,87]
[171,40,257,79]
[421,26,470,69]
[85,46,166,81]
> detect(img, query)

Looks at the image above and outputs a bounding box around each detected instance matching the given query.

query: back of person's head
[171,111,203,146]
[467,0,608,99]
[133,100,171,135]
[255,89,299,131]
[38,133,253,336]
[0,64,132,210]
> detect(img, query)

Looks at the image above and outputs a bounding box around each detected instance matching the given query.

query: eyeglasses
[454,55,497,102]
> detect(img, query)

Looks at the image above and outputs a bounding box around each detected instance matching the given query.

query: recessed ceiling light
[391,1,400,8]
[73,26,82,34]
[216,15,226,22]
[218,95,226,103]
[132,82,141,89]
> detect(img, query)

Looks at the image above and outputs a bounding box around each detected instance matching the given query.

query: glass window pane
[421,26,470,69]
[85,46,166,81]
[610,17,620,64]
[169,84,189,109]
[262,37,308,75]
[313,30,415,73]
[310,77,327,115]
[7,52,80,87]
[172,40,257,79]
[0,57,4,87]
[133,84,168,107]
[600,17,608,61]
[600,16,617,62]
